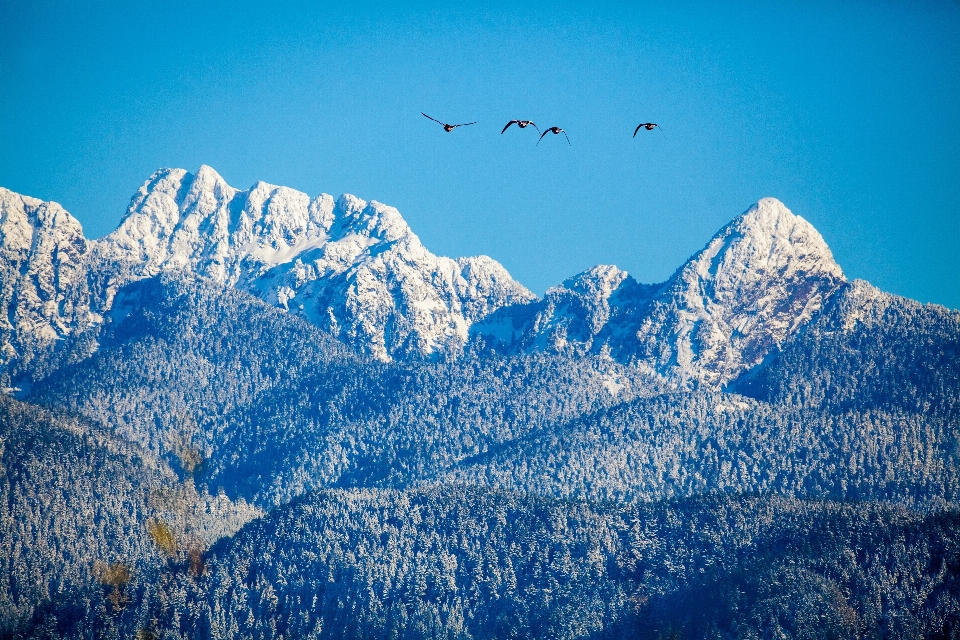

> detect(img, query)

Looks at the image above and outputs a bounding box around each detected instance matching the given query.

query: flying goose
[633,123,663,137]
[501,120,541,134]
[422,113,477,132]
[537,127,570,146]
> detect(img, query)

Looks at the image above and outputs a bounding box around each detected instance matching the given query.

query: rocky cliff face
[0,188,96,380]
[620,197,846,384]
[473,198,845,385]
[471,265,658,357]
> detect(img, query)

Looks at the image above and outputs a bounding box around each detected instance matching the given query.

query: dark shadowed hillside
[19,489,960,639]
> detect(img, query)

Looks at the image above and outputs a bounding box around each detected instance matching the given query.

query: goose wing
[422,113,446,126]
[536,129,550,145]
[502,120,519,134]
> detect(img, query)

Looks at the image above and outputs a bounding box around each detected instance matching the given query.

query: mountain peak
[550,264,630,298]
[472,198,846,385]
[93,166,532,360]
[193,163,228,186]
[619,198,846,384]
[331,197,412,244]
[1,174,852,374]
[690,197,843,287]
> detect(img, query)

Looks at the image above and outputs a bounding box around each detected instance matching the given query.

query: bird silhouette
[537,127,570,146]
[501,120,541,134]
[634,123,663,137]
[422,113,477,132]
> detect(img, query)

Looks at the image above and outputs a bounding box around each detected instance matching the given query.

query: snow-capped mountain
[0,188,96,380]
[473,198,846,384]
[93,166,536,360]
[96,165,331,284]
[1,167,848,379]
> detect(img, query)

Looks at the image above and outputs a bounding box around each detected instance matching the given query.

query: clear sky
[2,1,959,307]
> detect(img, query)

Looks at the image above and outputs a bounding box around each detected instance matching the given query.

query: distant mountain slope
[96,166,535,360]
[32,273,355,456]
[734,279,960,416]
[432,390,960,507]
[474,198,845,385]
[31,273,660,507]
[443,279,960,508]
[2,174,959,640]
[29,271,960,512]
[0,396,168,633]
[27,489,958,640]
[471,264,659,357]
[202,350,656,506]
[0,395,261,637]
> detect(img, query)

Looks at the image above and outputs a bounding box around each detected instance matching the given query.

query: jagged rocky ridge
[2,171,960,639]
[96,166,535,361]
[1,167,535,369]
[0,188,98,382]
[2,171,850,385]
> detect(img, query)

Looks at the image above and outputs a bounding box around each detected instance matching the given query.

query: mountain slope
[0,396,173,633]
[432,390,960,507]
[734,279,960,416]
[25,489,960,640]
[31,273,355,457]
[622,197,845,383]
[30,272,661,506]
[446,280,960,508]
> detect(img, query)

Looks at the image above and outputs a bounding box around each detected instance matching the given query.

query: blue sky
[2,1,959,306]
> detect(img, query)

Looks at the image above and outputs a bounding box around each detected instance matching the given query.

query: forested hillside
[0,396,165,632]
[30,275,661,506]
[31,274,356,456]
[433,391,960,507]
[0,396,261,637]
[735,280,960,417]
[31,274,960,513]
[18,489,960,639]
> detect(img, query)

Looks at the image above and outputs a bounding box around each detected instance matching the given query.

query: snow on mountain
[0,188,95,379]
[473,198,846,385]
[0,167,849,377]
[98,165,332,283]
[97,166,535,360]
[471,264,658,356]
[624,197,845,384]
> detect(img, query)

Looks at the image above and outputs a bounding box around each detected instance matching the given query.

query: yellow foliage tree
[146,518,178,558]
[93,561,132,610]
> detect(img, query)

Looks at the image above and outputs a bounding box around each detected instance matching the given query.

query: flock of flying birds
[421,113,662,145]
